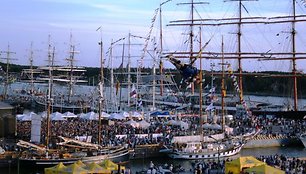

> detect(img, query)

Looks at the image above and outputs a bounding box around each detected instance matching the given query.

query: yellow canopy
[85,162,112,174]
[44,162,67,174]
[61,163,90,174]
[225,156,265,174]
[244,164,285,174]
[74,160,86,168]
[99,160,125,171]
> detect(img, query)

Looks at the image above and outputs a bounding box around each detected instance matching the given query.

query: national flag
[205,103,214,111]
[137,99,143,107]
[130,84,137,98]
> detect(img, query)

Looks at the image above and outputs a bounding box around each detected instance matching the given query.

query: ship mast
[0,44,16,99]
[66,33,79,104]
[291,0,298,111]
[221,36,226,132]
[97,27,104,145]
[237,0,243,103]
[46,38,55,151]
[199,26,203,136]
[29,42,35,94]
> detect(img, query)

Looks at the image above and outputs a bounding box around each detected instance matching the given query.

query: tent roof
[62,163,89,174]
[85,162,111,174]
[44,162,67,174]
[244,164,285,174]
[225,156,266,174]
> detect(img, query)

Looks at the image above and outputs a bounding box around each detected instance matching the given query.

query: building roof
[0,102,14,110]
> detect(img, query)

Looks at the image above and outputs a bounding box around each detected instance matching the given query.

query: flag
[118,62,123,69]
[137,99,143,107]
[115,81,120,95]
[130,84,137,98]
[205,103,214,111]
[209,87,215,93]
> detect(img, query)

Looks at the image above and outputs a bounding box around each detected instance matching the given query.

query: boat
[163,139,243,160]
[299,133,306,148]
[16,138,130,167]
[32,35,91,114]
[159,26,250,159]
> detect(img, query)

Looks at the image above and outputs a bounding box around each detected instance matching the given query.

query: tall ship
[13,36,130,167]
[32,35,91,114]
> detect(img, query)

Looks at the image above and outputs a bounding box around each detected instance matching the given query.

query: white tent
[50,112,66,121]
[100,111,110,118]
[121,111,130,118]
[203,123,213,129]
[18,112,39,122]
[125,120,139,128]
[176,120,189,130]
[210,123,222,130]
[165,120,189,130]
[79,111,98,120]
[39,111,48,118]
[131,111,142,118]
[62,111,77,118]
[138,120,150,129]
[109,113,126,120]
[16,114,25,121]
[165,119,177,125]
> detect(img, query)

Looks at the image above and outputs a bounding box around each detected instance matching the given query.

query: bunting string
[226,64,252,116]
[139,8,159,69]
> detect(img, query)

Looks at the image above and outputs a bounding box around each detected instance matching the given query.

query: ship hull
[18,148,130,167]
[161,144,244,160]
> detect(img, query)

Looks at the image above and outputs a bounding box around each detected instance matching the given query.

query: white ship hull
[161,143,244,160]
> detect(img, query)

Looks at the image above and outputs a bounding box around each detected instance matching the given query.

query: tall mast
[0,44,16,99]
[46,38,55,151]
[98,32,104,146]
[159,2,164,96]
[128,32,131,109]
[221,36,225,132]
[291,0,298,111]
[190,0,195,94]
[29,42,35,94]
[199,26,203,136]
[238,0,243,103]
[110,40,115,111]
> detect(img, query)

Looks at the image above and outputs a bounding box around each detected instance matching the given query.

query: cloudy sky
[0,0,306,72]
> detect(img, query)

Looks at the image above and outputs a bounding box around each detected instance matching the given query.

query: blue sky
[0,0,306,72]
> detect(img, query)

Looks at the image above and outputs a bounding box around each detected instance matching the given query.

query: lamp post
[208,135,220,174]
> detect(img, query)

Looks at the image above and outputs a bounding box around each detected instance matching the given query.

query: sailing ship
[16,138,129,167]
[13,35,130,167]
[32,35,91,114]
[160,36,248,159]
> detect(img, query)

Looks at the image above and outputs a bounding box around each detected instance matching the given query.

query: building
[0,102,15,138]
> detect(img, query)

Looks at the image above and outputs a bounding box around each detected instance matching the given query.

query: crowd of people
[15,111,306,149]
